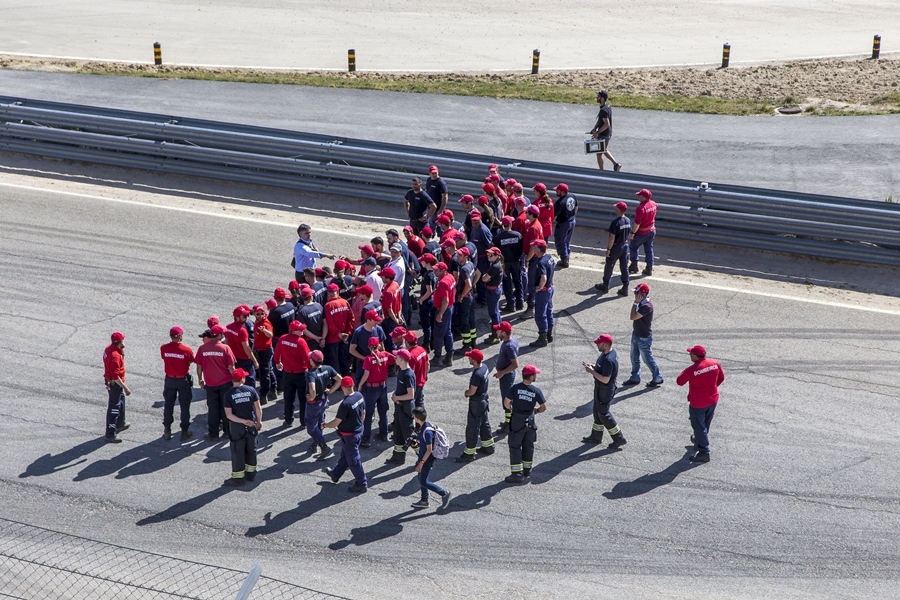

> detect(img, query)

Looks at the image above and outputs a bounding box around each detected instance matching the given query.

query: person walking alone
[676,345,725,463]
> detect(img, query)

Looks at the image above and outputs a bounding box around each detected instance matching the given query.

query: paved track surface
[2,0,898,70]
[2,70,899,201]
[2,175,899,599]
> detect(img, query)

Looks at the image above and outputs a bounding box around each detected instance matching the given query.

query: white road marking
[5,180,899,316]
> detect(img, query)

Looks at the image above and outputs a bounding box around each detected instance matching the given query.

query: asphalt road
[2,0,898,70]
[2,181,899,599]
[2,70,899,202]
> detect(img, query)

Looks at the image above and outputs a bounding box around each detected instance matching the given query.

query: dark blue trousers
[362,383,389,443]
[305,399,329,445]
[689,404,717,455]
[433,305,454,357]
[333,432,367,487]
[554,219,575,261]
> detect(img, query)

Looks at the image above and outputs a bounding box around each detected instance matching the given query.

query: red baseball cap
[273,287,288,299]
[309,349,324,362]
[468,210,482,220]
[379,267,396,279]
[231,368,249,380]
[505,178,518,187]
[555,183,569,193]
[402,225,414,233]
[393,348,412,361]
[251,304,265,313]
[482,183,495,194]
[488,163,498,170]
[390,326,408,338]
[169,326,184,336]
[493,321,513,333]
[459,195,474,204]
[233,305,251,317]
[288,320,306,332]
[615,201,628,212]
[265,298,278,310]
[533,239,547,249]
[522,364,541,376]
[594,333,613,345]
[315,267,325,278]
[514,196,527,206]
[358,244,375,256]
[434,262,449,271]
[327,283,340,292]
[440,238,456,248]
[340,376,354,388]
[442,209,454,219]
[420,253,437,264]
[367,337,381,347]
[532,182,547,193]
[477,196,489,206]
[207,316,220,328]
[421,226,434,236]
[356,284,374,296]
[456,247,471,257]
[428,165,439,173]
[686,345,707,357]
[364,310,382,322]
[464,348,484,361]
[210,324,226,336]
[335,259,350,270]
[288,280,301,291]
[487,246,501,256]
[300,287,314,298]
[632,283,650,294]
[437,215,451,225]
[111,331,125,342]
[526,205,540,216]
[636,188,653,200]
[403,331,419,343]
[501,215,515,225]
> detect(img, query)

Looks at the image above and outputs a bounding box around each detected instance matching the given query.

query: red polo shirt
[432,273,456,308]
[409,345,429,386]
[522,220,545,255]
[363,351,394,385]
[103,344,125,381]
[253,318,274,351]
[537,197,555,238]
[224,321,251,360]
[676,358,725,408]
[513,211,529,235]
[324,297,354,343]
[407,236,425,257]
[195,341,236,387]
[274,334,311,373]
[381,281,402,320]
[160,342,195,378]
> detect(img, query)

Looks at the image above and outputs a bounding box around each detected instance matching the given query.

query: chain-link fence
[0,517,352,600]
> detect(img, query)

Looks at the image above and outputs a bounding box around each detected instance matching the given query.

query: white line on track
[6,180,899,316]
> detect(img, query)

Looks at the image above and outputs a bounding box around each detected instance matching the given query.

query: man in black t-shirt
[323,376,368,493]
[405,177,437,235]
[596,201,631,296]
[496,216,524,314]
[503,365,547,484]
[529,241,556,348]
[589,90,622,172]
[223,369,262,487]
[624,283,664,388]
[581,334,627,448]
[457,349,495,463]
[424,165,449,228]
[385,349,417,465]
[297,288,325,352]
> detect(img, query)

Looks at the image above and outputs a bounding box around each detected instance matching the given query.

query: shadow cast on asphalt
[602,448,701,500]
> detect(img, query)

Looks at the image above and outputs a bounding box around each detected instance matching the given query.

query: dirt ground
[1,54,899,114]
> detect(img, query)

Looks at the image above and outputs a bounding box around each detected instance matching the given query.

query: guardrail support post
[531,49,540,75]
[153,42,162,66]
[720,43,730,68]
[348,49,356,72]
[872,35,881,59]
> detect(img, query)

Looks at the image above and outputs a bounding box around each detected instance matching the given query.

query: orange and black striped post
[872,35,881,60]
[153,42,162,65]
[531,49,540,75]
[721,43,730,68]
[348,49,356,72]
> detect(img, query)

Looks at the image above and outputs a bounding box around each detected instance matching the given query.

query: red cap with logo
[309,349,324,362]
[251,304,265,313]
[493,321,513,333]
[265,298,278,310]
[420,253,437,264]
[273,287,288,300]
[421,226,434,236]
[434,262,449,271]
[555,183,569,193]
[358,244,375,256]
[501,215,515,225]
[686,345,707,357]
[327,283,340,292]
[456,247,471,257]
[636,188,653,200]
[169,326,184,336]
[364,310,382,322]
[532,182,547,193]
[300,287,314,298]
[464,348,484,361]
[615,201,628,212]
[379,267,396,279]
[526,205,540,216]
[367,337,381,347]
[233,305,251,317]
[594,334,613,345]
[356,284,374,296]
[390,326,408,338]
[288,320,306,332]
[632,283,650,294]
[487,247,501,256]
[335,259,350,270]
[393,348,412,361]
[111,331,125,342]
[231,368,249,380]
[210,324,226,336]
[340,376,354,388]
[404,331,419,343]
[522,364,541,376]
[533,239,547,249]
[469,210,482,220]
[459,195,474,204]
[429,165,439,173]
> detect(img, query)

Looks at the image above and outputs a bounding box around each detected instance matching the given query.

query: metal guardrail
[1,96,898,267]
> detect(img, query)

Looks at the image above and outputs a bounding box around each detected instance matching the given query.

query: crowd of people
[101,162,725,508]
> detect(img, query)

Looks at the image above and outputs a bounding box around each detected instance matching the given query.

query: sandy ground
[2,54,898,114]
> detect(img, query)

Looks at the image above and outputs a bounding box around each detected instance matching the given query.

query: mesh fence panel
[0,518,351,600]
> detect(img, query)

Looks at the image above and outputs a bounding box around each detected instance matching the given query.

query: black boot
[504,472,525,484]
[529,332,548,348]
[617,285,629,296]
[454,342,470,356]
[520,305,534,319]
[317,444,334,461]
[546,327,554,343]
[522,468,531,480]
[642,265,653,276]
[629,263,639,274]
[609,433,628,448]
[385,451,406,465]
[441,354,453,367]
[163,426,172,441]
[594,283,609,294]
[582,429,604,444]
[476,445,495,455]
[455,453,475,463]
[557,259,569,269]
